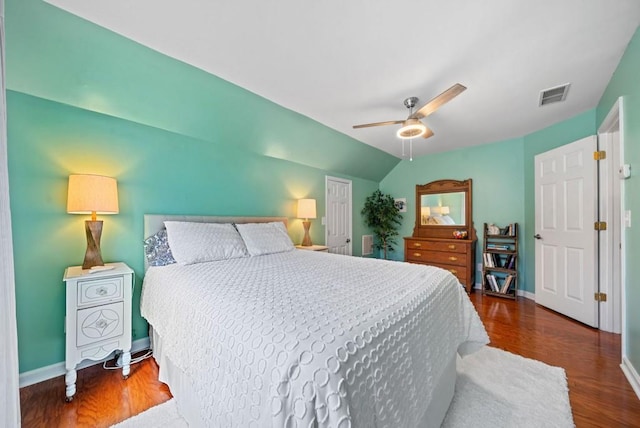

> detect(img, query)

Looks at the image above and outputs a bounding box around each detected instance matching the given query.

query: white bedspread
[141,250,488,427]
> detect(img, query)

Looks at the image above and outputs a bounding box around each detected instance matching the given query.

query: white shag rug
[113,346,573,428]
[441,346,573,427]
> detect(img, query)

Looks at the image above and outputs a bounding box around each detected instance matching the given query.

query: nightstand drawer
[76,302,124,347]
[77,276,123,306]
[79,340,121,361]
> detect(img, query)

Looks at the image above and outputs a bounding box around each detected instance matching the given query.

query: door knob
[346,238,351,243]
[534,234,542,240]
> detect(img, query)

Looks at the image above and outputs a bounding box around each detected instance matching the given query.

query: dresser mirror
[420,191,466,225]
[413,179,473,239]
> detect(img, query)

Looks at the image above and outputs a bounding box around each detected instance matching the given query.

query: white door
[325,176,352,255]
[534,136,598,327]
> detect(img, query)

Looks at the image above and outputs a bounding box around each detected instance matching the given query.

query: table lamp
[67,174,119,269]
[297,198,316,247]
[421,206,431,224]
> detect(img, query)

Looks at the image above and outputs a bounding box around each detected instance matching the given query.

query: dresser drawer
[76,301,124,347]
[405,240,467,253]
[428,262,466,284]
[406,250,467,266]
[77,276,124,306]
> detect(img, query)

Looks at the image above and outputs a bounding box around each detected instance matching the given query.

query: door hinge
[594,221,607,231]
[593,151,606,160]
[594,292,607,302]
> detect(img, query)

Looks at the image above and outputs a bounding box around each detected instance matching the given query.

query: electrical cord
[103,278,147,370]
[102,348,153,370]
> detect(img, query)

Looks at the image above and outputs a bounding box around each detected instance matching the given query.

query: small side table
[62,262,133,401]
[295,245,329,252]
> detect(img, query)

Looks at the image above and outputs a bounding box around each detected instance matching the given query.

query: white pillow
[164,221,248,264]
[235,222,294,256]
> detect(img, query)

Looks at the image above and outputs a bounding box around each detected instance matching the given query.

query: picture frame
[394,198,407,212]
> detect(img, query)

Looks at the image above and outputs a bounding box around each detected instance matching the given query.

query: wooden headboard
[143,214,289,271]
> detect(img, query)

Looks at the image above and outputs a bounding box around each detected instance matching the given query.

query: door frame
[325,176,353,255]
[597,97,626,338]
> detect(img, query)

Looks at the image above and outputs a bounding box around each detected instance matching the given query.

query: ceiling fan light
[397,118,426,139]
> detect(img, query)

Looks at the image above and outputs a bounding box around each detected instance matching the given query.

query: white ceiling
[45,0,640,159]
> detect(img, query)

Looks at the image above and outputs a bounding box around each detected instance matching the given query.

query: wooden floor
[19,351,172,428]
[20,292,640,427]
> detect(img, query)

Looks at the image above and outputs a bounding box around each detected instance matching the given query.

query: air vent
[362,235,374,256]
[539,83,570,106]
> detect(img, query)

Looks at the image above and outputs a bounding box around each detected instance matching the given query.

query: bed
[140,215,489,427]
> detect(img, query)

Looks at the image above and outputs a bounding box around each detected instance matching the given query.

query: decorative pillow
[235,222,294,256]
[143,229,176,267]
[164,221,248,264]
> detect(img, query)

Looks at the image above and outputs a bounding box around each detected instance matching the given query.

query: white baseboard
[517,289,535,300]
[621,356,640,400]
[19,337,150,388]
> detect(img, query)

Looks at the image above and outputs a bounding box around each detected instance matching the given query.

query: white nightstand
[295,245,329,252]
[62,262,134,401]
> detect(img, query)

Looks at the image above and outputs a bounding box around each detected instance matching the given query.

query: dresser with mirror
[404,179,476,292]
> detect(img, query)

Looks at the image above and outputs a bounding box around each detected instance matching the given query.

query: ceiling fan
[353,83,467,140]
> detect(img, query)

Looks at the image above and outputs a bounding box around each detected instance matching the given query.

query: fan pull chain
[409,105,414,161]
[410,139,413,161]
[400,138,413,161]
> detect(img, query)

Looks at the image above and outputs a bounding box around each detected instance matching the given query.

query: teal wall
[6,0,391,372]
[380,138,526,283]
[597,27,640,372]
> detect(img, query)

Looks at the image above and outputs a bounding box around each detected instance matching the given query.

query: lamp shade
[297,198,316,219]
[67,174,119,214]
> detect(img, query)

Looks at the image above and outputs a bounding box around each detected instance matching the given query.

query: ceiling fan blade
[411,83,467,119]
[422,127,434,139]
[353,120,404,129]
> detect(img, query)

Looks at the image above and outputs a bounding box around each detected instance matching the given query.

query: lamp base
[82,220,105,269]
[301,220,313,247]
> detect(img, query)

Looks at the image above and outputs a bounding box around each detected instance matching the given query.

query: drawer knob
[413,252,422,257]
[449,269,458,275]
[448,256,458,261]
[96,287,108,296]
[448,245,456,250]
[413,243,422,248]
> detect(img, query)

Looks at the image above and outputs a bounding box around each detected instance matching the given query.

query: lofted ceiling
[44,0,640,160]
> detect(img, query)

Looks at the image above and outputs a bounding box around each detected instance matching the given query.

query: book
[486,274,499,292]
[491,275,500,292]
[500,275,513,293]
[503,255,516,270]
[484,252,494,267]
[487,243,510,251]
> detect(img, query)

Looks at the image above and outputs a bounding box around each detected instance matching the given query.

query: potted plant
[361,190,403,259]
